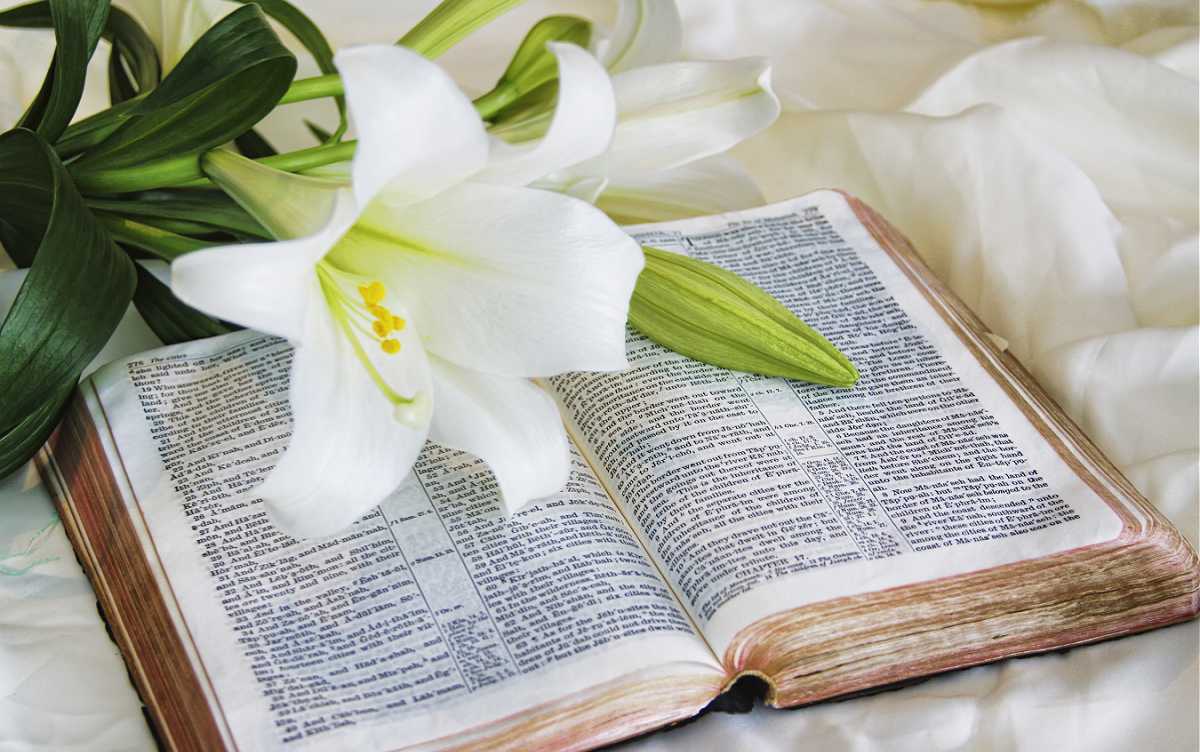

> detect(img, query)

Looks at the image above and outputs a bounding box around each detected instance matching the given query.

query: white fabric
[0,1,1196,749]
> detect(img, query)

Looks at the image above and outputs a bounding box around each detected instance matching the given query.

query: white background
[0,1,1196,749]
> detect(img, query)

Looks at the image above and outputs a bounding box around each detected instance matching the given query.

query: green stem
[73,140,358,194]
[74,152,205,194]
[279,72,343,105]
[98,214,217,261]
[259,140,357,173]
[281,69,515,123]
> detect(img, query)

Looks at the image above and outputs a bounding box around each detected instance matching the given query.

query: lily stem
[73,140,359,194]
[281,70,514,123]
[279,73,344,104]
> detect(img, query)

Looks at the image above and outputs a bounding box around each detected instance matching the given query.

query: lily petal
[533,174,610,204]
[475,43,616,187]
[594,0,683,73]
[428,357,569,515]
[587,58,781,176]
[331,182,643,377]
[336,44,489,209]
[597,153,766,224]
[259,288,433,539]
[169,189,358,341]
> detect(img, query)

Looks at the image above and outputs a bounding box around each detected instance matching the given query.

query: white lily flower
[494,0,780,223]
[171,45,643,538]
[591,0,683,73]
[115,0,239,73]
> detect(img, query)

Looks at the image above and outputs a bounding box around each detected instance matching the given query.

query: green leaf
[304,118,332,144]
[0,0,50,26]
[237,0,347,140]
[235,129,278,158]
[86,190,270,238]
[131,264,235,344]
[8,0,109,142]
[399,0,527,58]
[486,79,559,142]
[108,43,138,104]
[630,246,859,388]
[0,2,159,118]
[474,15,590,120]
[106,6,161,103]
[96,213,219,261]
[70,4,297,188]
[0,129,136,476]
[54,95,141,158]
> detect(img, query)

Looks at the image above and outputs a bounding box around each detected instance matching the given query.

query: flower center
[315,263,417,408]
[355,279,408,354]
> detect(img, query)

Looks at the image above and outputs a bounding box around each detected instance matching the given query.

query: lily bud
[629,246,859,387]
[200,149,344,240]
[475,15,592,120]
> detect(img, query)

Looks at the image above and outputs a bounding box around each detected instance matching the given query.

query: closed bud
[200,149,344,240]
[629,245,859,387]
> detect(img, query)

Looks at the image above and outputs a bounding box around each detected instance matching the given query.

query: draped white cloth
[0,1,1196,749]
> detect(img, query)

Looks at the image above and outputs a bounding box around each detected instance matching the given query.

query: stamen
[359,281,386,306]
[392,315,406,331]
[316,264,417,408]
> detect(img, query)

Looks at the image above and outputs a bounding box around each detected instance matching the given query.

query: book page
[87,331,721,752]
[550,191,1125,652]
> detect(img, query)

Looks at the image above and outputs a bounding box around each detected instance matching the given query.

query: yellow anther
[381,338,401,354]
[391,315,406,331]
[359,281,386,306]
[372,320,390,338]
[368,304,390,320]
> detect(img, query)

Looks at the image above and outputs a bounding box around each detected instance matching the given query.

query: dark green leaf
[3,1,160,146]
[87,190,270,238]
[131,263,234,344]
[126,216,232,237]
[304,118,332,144]
[11,0,109,142]
[108,44,138,104]
[105,6,161,102]
[71,5,296,185]
[97,213,217,261]
[0,0,50,26]
[0,129,135,476]
[237,0,346,140]
[54,95,141,158]
[235,128,277,158]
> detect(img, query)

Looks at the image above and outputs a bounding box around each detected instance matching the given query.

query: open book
[38,191,1199,751]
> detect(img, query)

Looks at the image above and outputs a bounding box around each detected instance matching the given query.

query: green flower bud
[475,15,592,120]
[629,246,859,388]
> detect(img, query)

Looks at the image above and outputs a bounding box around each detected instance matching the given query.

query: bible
[37,191,1199,751]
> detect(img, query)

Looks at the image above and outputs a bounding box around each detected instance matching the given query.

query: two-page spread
[40,191,1197,751]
